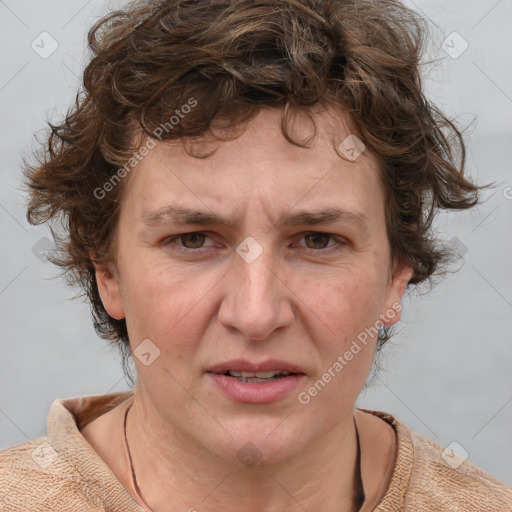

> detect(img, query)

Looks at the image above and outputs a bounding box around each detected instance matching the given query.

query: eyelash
[162,231,347,254]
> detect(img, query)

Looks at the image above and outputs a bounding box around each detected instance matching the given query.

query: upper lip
[207,359,306,374]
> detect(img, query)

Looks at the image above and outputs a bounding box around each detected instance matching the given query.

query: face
[97,106,411,464]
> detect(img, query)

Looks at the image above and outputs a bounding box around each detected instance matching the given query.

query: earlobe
[381,262,413,326]
[94,263,126,321]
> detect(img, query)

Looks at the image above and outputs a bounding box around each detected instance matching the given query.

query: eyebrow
[142,206,369,232]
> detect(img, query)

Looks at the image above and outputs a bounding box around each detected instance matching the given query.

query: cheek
[118,248,226,364]
[294,273,385,412]
[297,267,386,342]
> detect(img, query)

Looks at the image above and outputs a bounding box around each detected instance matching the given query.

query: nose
[218,250,294,341]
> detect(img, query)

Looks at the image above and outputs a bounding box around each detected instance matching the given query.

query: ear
[90,250,125,321]
[380,261,413,326]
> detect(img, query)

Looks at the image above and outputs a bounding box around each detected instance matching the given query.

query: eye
[163,232,214,250]
[296,232,345,252]
[303,233,333,249]
[179,233,209,249]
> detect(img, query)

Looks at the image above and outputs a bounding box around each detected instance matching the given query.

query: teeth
[226,370,291,378]
[223,370,293,383]
[244,370,287,379]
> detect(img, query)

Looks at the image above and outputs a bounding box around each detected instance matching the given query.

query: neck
[124,393,363,512]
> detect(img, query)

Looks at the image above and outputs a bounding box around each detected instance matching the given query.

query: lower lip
[207,373,306,404]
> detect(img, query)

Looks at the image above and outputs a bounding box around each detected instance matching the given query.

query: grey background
[0,0,511,487]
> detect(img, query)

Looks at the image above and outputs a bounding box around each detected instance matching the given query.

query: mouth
[217,370,298,383]
[206,360,306,403]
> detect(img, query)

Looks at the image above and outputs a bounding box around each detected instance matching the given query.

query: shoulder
[0,437,104,511]
[361,410,512,512]
[0,392,137,512]
[406,429,512,511]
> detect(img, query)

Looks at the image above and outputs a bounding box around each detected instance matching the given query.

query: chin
[209,416,315,467]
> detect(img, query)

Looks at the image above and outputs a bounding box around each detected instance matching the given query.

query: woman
[1,0,510,510]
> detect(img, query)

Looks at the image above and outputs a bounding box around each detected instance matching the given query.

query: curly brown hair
[25,0,482,378]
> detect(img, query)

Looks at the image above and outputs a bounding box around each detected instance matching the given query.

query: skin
[83,105,412,512]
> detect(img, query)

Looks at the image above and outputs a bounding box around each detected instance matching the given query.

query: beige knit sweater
[0,392,510,511]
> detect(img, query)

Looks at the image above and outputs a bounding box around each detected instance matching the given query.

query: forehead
[122,106,384,228]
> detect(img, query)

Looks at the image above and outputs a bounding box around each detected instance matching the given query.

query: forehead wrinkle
[142,205,236,228]
[142,204,369,235]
